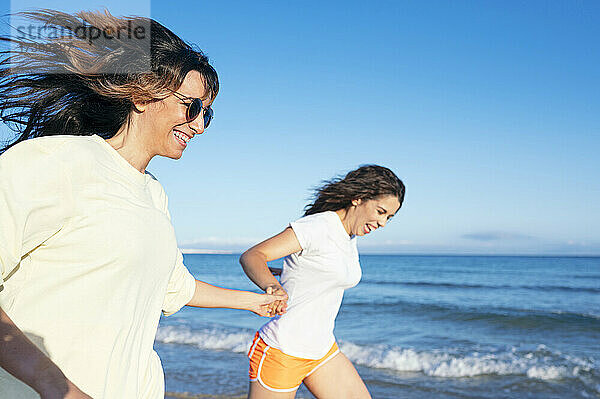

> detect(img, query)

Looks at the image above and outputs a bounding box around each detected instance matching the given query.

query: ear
[351,198,362,207]
[132,101,149,113]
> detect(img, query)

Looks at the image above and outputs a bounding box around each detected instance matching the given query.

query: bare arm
[240,227,301,290]
[239,227,302,314]
[186,280,286,317]
[0,307,92,399]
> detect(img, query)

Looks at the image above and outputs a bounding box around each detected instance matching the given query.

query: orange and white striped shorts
[248,332,340,392]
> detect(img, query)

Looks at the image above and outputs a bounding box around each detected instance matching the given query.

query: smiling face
[141,70,214,159]
[342,195,402,237]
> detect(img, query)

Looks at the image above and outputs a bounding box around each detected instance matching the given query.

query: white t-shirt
[259,211,361,359]
[0,135,196,398]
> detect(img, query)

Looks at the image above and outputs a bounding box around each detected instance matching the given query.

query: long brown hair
[0,9,218,153]
[304,165,405,216]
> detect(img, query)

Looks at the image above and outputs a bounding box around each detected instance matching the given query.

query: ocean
[155,254,600,398]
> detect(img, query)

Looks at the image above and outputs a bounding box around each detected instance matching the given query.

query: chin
[161,149,184,160]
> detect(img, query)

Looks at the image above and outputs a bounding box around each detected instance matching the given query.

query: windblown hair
[304,165,405,216]
[0,9,218,153]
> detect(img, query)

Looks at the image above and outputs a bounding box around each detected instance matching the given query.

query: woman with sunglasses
[0,10,283,399]
[240,165,405,399]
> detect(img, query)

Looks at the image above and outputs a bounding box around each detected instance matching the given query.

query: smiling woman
[240,165,405,399]
[104,69,214,167]
[0,9,283,399]
[0,9,218,167]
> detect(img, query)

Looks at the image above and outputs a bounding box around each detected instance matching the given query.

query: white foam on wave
[156,325,253,353]
[526,366,569,379]
[156,324,597,388]
[341,341,450,372]
[340,342,594,381]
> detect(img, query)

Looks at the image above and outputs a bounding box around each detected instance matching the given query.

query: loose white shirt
[0,135,196,398]
[259,211,361,359]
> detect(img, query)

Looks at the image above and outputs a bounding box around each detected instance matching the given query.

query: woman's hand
[265,285,288,316]
[186,280,286,317]
[40,380,93,399]
[0,307,93,399]
[61,381,93,399]
[248,291,288,317]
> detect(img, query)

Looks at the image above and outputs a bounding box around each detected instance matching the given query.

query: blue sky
[2,1,599,255]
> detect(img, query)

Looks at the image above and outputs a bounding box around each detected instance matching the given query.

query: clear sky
[2,1,599,255]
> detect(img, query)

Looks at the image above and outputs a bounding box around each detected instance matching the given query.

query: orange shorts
[248,332,340,392]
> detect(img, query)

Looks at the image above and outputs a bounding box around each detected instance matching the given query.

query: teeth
[173,130,190,143]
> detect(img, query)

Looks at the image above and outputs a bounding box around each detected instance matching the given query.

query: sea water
[155,255,600,398]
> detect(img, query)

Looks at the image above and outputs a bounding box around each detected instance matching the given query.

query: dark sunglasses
[171,91,213,129]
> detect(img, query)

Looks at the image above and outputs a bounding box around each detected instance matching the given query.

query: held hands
[264,285,288,316]
[248,288,288,317]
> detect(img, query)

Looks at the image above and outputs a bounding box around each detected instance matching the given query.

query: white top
[0,135,196,398]
[259,211,361,359]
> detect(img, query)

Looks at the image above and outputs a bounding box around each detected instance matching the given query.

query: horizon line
[179,248,600,258]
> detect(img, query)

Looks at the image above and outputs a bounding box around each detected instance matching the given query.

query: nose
[378,218,387,228]
[188,114,205,135]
